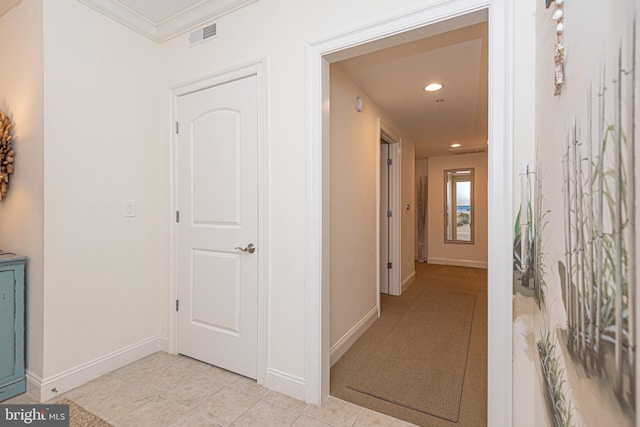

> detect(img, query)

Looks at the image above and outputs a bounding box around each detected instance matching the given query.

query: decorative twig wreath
[0,110,14,200]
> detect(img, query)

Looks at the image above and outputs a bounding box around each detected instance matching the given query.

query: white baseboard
[158,335,169,352]
[402,270,416,293]
[427,257,488,269]
[266,368,306,401]
[26,335,167,402]
[329,306,378,367]
[25,372,43,403]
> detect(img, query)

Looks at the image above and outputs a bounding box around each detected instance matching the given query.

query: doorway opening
[169,59,269,387]
[326,11,489,425]
[379,126,401,298]
[306,2,513,426]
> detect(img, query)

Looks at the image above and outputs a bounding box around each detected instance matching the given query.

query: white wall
[511,0,537,425]
[328,63,415,351]
[40,0,164,380]
[0,0,45,380]
[159,0,430,394]
[512,0,536,216]
[427,152,488,268]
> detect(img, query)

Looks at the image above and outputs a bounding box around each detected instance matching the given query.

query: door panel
[192,109,240,225]
[380,143,389,294]
[191,250,240,335]
[0,270,16,380]
[177,74,258,379]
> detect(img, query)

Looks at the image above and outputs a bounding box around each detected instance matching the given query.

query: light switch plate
[123,200,135,217]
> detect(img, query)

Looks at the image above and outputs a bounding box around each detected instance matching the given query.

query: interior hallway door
[380,142,390,294]
[176,74,259,379]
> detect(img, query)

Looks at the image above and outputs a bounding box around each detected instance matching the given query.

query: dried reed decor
[561,28,637,408]
[551,0,565,95]
[0,110,14,200]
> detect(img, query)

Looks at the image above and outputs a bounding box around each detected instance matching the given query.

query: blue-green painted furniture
[0,255,26,401]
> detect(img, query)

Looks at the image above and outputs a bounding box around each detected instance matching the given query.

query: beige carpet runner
[58,398,113,427]
[346,289,475,422]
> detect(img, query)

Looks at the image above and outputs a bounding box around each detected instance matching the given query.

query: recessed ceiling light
[451,143,461,148]
[424,83,444,92]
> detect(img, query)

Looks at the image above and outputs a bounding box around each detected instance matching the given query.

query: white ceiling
[338,22,488,159]
[77,0,255,42]
[118,0,205,23]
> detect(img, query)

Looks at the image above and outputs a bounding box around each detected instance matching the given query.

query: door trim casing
[168,58,269,387]
[378,120,402,298]
[305,2,513,426]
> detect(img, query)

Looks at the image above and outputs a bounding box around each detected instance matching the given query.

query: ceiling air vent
[448,146,487,155]
[189,23,217,47]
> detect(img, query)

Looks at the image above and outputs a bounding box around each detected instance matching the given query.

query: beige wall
[400,137,416,284]
[329,63,377,348]
[0,0,45,380]
[41,0,163,378]
[427,152,487,267]
[329,63,415,348]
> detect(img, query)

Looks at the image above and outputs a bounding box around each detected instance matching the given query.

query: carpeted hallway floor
[330,262,488,427]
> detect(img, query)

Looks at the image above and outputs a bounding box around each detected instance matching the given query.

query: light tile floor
[2,352,415,426]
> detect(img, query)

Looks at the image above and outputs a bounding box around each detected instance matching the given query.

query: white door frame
[376,119,402,301]
[168,58,269,387]
[305,2,513,426]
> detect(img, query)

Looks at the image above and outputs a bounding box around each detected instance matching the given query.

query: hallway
[331,263,488,427]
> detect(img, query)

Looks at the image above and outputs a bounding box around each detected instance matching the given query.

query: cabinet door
[0,269,18,383]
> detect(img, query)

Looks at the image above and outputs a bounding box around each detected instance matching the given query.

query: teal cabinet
[0,255,26,401]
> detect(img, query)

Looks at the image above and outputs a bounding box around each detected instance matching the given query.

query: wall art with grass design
[544,28,636,427]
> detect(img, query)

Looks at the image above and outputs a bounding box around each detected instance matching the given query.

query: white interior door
[176,74,258,379]
[380,142,390,294]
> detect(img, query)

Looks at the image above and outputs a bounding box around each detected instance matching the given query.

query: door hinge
[387,262,392,269]
[175,121,179,134]
[387,210,392,218]
[176,211,180,223]
[176,299,179,312]
[387,158,392,166]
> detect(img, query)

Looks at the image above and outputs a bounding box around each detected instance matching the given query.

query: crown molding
[77,0,256,43]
